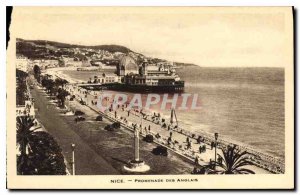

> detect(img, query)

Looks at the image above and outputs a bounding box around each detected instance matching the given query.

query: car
[152,146,168,156]
[96,115,103,121]
[104,125,114,131]
[75,116,85,122]
[143,134,154,143]
[111,122,121,129]
[79,100,86,105]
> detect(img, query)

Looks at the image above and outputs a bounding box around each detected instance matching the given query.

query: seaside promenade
[46,68,283,174]
[30,80,119,175]
[65,84,271,174]
[31,80,196,174]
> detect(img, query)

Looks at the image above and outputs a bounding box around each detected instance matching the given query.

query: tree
[16,69,29,105]
[215,145,255,174]
[57,88,69,108]
[26,131,66,175]
[16,116,38,174]
[33,65,41,82]
[55,78,68,88]
[17,116,66,175]
[41,77,55,95]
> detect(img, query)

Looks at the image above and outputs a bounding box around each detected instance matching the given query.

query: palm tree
[17,116,67,175]
[16,116,39,174]
[215,144,255,174]
[57,88,69,108]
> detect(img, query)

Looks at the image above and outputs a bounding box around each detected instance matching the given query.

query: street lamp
[214,133,219,170]
[71,143,76,175]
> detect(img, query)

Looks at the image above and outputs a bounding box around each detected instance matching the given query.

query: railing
[120,108,285,174]
[72,85,285,174]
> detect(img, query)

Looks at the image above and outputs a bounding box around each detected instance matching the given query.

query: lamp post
[214,133,218,170]
[71,143,76,175]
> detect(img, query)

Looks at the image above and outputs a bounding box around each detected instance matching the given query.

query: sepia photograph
[6,6,294,189]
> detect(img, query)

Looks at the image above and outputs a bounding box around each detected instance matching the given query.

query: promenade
[65,84,271,174]
[30,81,119,175]
[31,79,196,174]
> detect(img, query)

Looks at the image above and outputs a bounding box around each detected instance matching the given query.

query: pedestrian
[187,141,191,150]
[195,156,199,165]
[217,155,223,164]
[114,111,117,118]
[197,136,202,144]
[167,137,172,145]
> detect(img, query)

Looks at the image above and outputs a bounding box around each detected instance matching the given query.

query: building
[89,73,121,84]
[113,56,184,92]
[16,55,29,72]
[117,55,139,76]
[16,100,35,117]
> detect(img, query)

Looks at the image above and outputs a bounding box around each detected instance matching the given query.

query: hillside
[17,38,132,53]
[16,38,199,67]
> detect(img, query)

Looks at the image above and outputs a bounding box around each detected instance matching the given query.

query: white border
[1,0,298,194]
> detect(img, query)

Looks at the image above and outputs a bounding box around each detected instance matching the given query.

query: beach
[50,66,285,161]
[31,78,196,174]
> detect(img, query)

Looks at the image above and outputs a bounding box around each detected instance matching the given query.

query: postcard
[7,6,294,189]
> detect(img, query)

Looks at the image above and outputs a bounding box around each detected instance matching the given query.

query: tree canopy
[17,116,67,175]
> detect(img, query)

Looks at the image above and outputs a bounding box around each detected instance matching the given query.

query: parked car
[79,100,86,105]
[152,146,168,156]
[143,134,154,143]
[111,122,121,129]
[75,116,85,122]
[104,125,114,131]
[74,110,85,116]
[96,115,103,121]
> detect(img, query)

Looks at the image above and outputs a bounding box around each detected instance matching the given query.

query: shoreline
[65,85,275,174]
[46,67,284,174]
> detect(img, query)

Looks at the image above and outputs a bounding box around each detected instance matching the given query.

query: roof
[119,55,138,71]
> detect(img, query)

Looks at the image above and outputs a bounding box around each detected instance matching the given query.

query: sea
[61,66,285,160]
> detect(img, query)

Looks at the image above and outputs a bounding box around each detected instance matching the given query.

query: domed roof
[119,55,138,71]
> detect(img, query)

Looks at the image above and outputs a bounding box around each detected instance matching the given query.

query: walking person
[186,136,190,143]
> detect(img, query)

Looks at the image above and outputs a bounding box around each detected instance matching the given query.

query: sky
[11,7,293,67]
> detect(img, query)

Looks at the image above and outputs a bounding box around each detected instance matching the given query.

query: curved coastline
[44,67,285,174]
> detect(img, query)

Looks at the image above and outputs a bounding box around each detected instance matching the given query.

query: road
[31,84,119,175]
[31,81,195,175]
